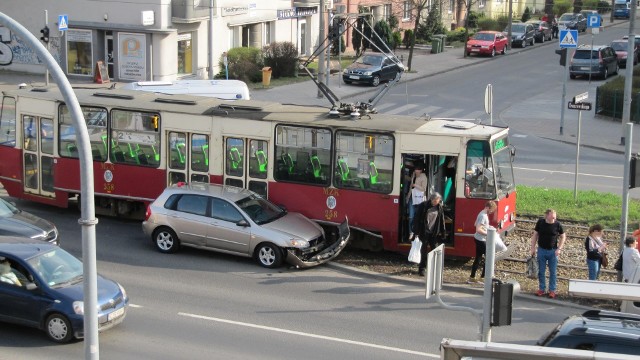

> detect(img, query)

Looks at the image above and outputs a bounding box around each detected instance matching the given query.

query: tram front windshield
[465,139,514,199]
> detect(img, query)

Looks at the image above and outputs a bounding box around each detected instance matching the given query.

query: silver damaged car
[142,183,350,268]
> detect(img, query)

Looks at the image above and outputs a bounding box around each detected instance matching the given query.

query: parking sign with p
[587,14,600,28]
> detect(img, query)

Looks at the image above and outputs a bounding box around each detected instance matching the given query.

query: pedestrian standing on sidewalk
[414,192,446,276]
[468,200,497,284]
[622,236,640,283]
[406,161,427,239]
[584,224,607,280]
[530,209,566,299]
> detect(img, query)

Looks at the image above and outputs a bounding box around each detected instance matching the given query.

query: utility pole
[208,0,215,80]
[44,10,49,86]
[621,2,637,145]
[318,0,326,98]
[507,0,513,50]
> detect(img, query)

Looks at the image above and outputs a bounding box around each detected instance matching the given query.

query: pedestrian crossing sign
[559,29,578,48]
[58,15,68,31]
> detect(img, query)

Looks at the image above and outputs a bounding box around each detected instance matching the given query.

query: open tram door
[399,153,456,245]
[223,137,269,198]
[21,115,55,198]
[166,131,210,186]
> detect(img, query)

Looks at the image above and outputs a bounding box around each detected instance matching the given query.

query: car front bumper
[343,74,375,84]
[285,217,351,268]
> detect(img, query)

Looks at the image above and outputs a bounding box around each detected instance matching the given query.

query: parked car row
[465,20,552,57]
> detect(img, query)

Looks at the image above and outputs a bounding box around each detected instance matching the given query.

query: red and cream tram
[0,86,516,257]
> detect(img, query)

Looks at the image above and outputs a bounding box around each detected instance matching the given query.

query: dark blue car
[0,236,128,342]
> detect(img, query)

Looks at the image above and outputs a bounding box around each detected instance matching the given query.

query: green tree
[418,2,446,41]
[521,7,532,22]
[387,14,399,30]
[331,35,346,56]
[553,0,573,16]
[352,17,363,57]
[372,20,393,52]
[574,0,584,13]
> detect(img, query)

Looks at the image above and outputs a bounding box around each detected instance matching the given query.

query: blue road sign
[58,15,68,31]
[559,29,578,48]
[587,14,601,28]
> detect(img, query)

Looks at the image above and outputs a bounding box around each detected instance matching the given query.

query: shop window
[177,33,193,75]
[66,29,93,76]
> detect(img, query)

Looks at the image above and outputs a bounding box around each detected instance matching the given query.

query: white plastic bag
[495,234,507,253]
[526,256,538,279]
[408,238,422,264]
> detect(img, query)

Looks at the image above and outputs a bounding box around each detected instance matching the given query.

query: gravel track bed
[335,218,624,310]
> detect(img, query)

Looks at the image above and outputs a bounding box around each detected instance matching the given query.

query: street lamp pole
[318,0,326,98]
[621,2,637,145]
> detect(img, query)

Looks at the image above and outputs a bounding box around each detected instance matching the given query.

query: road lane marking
[178,312,439,358]
[513,166,622,179]
[128,304,143,308]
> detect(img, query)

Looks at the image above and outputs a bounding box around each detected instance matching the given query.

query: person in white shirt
[622,236,640,283]
[0,258,22,287]
[468,201,497,284]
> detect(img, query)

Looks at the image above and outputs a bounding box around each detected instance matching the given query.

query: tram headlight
[289,239,310,249]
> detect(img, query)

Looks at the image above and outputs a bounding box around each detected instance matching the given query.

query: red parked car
[610,40,638,68]
[466,31,509,57]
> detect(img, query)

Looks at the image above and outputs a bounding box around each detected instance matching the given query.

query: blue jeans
[408,198,416,232]
[587,258,601,280]
[537,248,558,292]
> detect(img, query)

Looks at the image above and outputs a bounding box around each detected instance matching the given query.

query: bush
[372,20,393,52]
[467,11,480,29]
[392,31,402,51]
[478,18,499,31]
[597,66,640,120]
[218,47,262,83]
[331,35,346,56]
[446,27,469,43]
[553,0,573,16]
[403,29,414,49]
[263,42,299,78]
[496,16,510,32]
[597,1,611,13]
[521,7,532,22]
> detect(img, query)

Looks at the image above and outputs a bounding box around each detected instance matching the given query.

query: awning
[69,21,175,34]
[227,16,278,27]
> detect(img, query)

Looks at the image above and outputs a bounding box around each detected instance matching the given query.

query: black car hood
[0,211,54,238]
[346,62,380,72]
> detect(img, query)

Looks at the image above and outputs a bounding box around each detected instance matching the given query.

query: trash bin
[431,38,441,54]
[262,67,272,87]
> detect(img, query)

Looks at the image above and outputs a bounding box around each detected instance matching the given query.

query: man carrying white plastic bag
[408,237,422,264]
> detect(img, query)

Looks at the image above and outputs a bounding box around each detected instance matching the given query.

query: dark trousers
[418,234,436,271]
[470,239,486,278]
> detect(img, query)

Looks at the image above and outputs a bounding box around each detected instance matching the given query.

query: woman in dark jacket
[585,224,607,280]
[412,192,446,276]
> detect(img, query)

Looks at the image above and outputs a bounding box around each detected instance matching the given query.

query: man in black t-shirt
[530,209,565,299]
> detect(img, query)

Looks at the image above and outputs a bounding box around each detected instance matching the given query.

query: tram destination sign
[568,101,592,111]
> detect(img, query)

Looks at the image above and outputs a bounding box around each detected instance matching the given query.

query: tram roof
[3,86,507,138]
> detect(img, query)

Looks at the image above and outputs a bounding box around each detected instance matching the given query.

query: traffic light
[631,156,640,189]
[40,26,50,44]
[555,48,567,66]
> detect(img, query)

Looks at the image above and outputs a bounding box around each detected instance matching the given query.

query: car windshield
[510,24,526,32]
[0,198,19,217]
[611,42,628,51]
[355,55,382,67]
[27,248,83,287]
[615,4,628,10]
[236,194,286,225]
[574,50,599,59]
[559,14,576,21]
[473,33,494,41]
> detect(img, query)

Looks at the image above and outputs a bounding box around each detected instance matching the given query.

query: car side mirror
[236,219,250,227]
[25,282,38,291]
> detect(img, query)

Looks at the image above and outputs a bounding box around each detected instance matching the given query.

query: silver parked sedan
[142,183,350,268]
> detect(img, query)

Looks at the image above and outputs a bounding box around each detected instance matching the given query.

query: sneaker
[548,291,557,299]
[535,290,546,297]
[467,277,477,284]
[418,269,425,277]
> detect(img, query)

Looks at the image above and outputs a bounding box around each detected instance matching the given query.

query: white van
[120,79,250,100]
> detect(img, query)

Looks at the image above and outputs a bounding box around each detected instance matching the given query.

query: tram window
[23,116,37,152]
[465,140,496,199]
[225,138,244,177]
[110,109,160,167]
[492,138,515,196]
[0,96,16,147]
[335,131,393,193]
[274,125,331,186]
[40,119,54,155]
[248,140,267,179]
[191,134,209,173]
[169,132,186,170]
[58,105,107,161]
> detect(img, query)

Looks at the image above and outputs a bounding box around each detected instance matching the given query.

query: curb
[326,262,595,311]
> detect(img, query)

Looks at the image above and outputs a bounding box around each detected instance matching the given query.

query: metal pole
[621,123,633,254]
[560,50,570,135]
[44,10,49,86]
[589,33,594,84]
[208,0,214,80]
[481,227,497,342]
[507,0,513,50]
[0,12,99,359]
[490,84,493,126]
[317,0,325,98]
[338,31,341,88]
[622,1,637,145]
[574,110,582,200]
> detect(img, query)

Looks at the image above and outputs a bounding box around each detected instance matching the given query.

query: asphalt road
[0,198,583,359]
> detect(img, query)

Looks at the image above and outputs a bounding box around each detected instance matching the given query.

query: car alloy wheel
[153,227,180,253]
[541,35,545,43]
[46,313,74,343]
[522,40,526,48]
[371,75,380,87]
[255,242,283,268]
[491,48,496,57]
[502,46,507,55]
[602,67,608,79]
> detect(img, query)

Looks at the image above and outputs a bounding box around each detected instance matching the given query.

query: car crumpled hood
[262,212,323,240]
[0,211,54,237]
[285,217,351,269]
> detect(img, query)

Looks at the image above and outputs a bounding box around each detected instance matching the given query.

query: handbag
[526,256,538,279]
[408,237,422,264]
[614,252,623,271]
[601,251,609,268]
